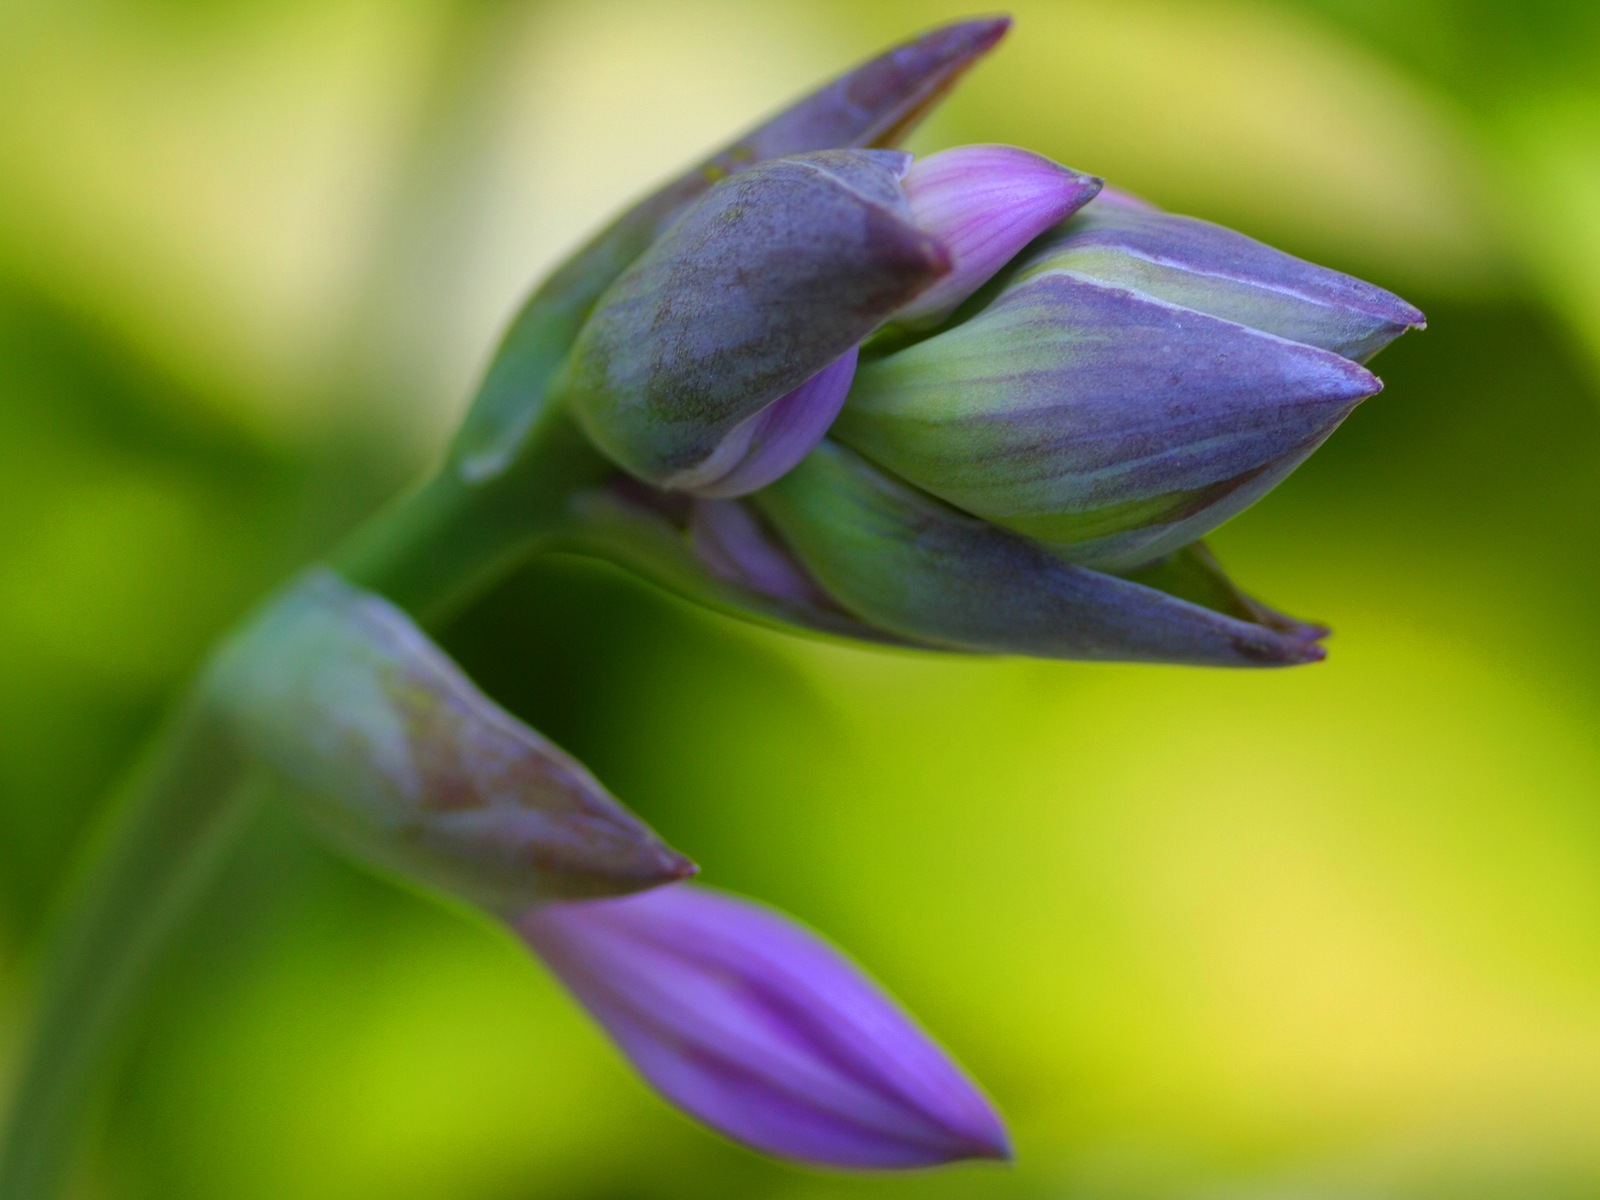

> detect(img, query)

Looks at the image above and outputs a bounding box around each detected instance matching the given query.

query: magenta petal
[896,145,1102,326]
[515,885,1011,1168]
[672,347,860,498]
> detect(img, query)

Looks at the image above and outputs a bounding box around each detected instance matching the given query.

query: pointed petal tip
[933,14,1013,55]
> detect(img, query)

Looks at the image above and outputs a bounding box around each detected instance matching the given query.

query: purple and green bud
[454,17,1012,479]
[751,441,1327,666]
[555,150,950,493]
[1013,193,1426,362]
[515,884,1011,1168]
[208,570,693,907]
[894,144,1102,327]
[836,267,1388,571]
[557,142,1101,498]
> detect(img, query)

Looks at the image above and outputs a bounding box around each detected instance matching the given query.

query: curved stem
[0,407,611,1197]
[335,407,612,622]
[0,698,260,1199]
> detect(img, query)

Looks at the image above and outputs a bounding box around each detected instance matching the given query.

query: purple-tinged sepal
[515,884,1011,1168]
[1015,195,1425,363]
[556,150,949,492]
[753,442,1327,666]
[1117,540,1331,646]
[208,570,694,907]
[551,476,910,646]
[454,19,1008,481]
[894,145,1101,327]
[836,272,1382,571]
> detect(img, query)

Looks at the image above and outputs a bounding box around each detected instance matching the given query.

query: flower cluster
[213,14,1421,1172]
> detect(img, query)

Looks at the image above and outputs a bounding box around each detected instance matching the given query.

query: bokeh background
[4,0,1600,1196]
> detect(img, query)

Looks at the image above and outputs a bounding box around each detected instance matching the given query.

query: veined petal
[558,151,949,488]
[755,442,1328,666]
[896,145,1102,326]
[516,885,1011,1168]
[838,273,1381,570]
[1016,196,1426,362]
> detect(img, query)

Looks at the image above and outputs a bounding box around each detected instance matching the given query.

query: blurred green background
[3,0,1600,1196]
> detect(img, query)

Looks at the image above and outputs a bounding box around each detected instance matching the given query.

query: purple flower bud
[515,884,1011,1168]
[1016,194,1426,362]
[456,17,1010,479]
[753,441,1327,666]
[670,348,860,498]
[557,150,950,492]
[894,145,1102,327]
[836,271,1383,570]
[209,570,694,907]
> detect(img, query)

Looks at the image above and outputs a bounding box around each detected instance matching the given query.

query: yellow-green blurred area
[3,0,1600,1196]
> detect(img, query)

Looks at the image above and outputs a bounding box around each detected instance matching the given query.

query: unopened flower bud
[836,269,1384,570]
[1014,195,1426,361]
[209,570,693,907]
[516,884,1011,1168]
[556,150,950,493]
[456,16,1011,479]
[750,441,1327,666]
[894,144,1102,327]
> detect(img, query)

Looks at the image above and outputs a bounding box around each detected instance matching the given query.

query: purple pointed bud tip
[517,885,1011,1169]
[897,145,1101,326]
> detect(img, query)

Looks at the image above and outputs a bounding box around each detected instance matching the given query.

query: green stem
[0,699,259,1199]
[0,407,610,1198]
[335,408,611,622]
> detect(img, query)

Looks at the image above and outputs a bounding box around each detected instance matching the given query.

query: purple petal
[515,885,1011,1168]
[559,151,947,487]
[458,17,1010,478]
[688,499,837,610]
[896,145,1102,326]
[756,442,1329,667]
[674,349,860,498]
[839,272,1382,570]
[1020,196,1426,362]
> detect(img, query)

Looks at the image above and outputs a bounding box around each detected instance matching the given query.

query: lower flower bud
[515,884,1012,1168]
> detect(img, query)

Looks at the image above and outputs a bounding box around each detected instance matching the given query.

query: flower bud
[1013,195,1426,362]
[835,270,1384,570]
[894,145,1102,327]
[515,884,1011,1168]
[555,150,950,493]
[455,17,1011,479]
[751,441,1327,666]
[208,570,694,907]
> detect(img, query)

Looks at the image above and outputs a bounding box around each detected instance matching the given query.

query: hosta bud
[555,150,950,493]
[750,441,1326,666]
[455,17,1011,478]
[894,145,1102,327]
[836,270,1385,571]
[1014,195,1426,361]
[516,885,1011,1168]
[208,570,693,907]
